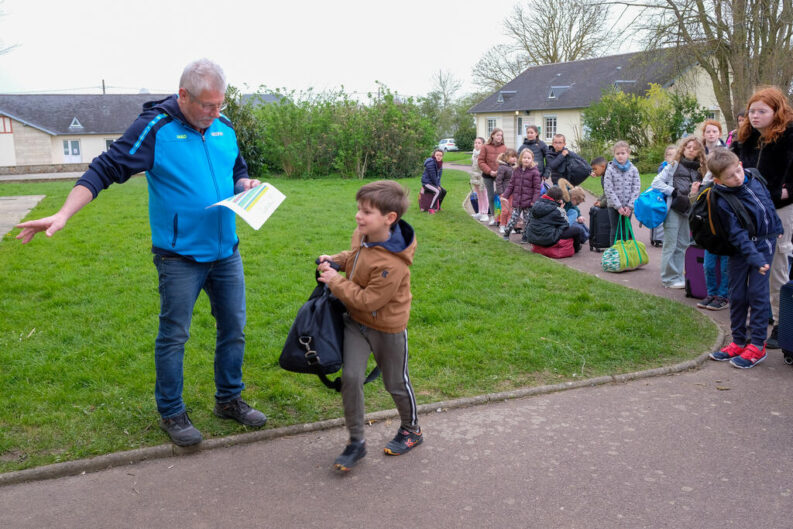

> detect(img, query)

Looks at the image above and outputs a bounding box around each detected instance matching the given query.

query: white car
[438,138,458,152]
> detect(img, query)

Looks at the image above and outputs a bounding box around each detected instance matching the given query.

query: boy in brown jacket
[317,180,421,472]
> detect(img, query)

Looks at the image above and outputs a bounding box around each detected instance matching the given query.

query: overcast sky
[0,0,640,99]
[0,0,517,98]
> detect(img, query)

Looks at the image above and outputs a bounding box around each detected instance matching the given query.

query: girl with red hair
[731,86,793,349]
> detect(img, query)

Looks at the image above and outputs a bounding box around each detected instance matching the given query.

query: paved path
[0,195,45,240]
[1,170,791,528]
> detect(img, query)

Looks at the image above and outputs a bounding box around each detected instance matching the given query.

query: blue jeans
[728,243,775,347]
[704,250,729,298]
[153,249,246,418]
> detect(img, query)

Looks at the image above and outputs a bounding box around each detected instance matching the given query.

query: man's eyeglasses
[187,90,227,112]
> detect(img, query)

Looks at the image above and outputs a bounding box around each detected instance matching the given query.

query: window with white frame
[544,116,557,141]
[707,110,720,121]
[487,118,497,136]
[0,116,12,134]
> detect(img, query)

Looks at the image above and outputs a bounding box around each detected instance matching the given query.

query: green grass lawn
[0,170,715,472]
[441,151,472,164]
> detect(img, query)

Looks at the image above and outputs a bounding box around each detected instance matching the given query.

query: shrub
[255,85,435,179]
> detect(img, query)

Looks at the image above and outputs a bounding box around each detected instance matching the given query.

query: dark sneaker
[766,325,780,349]
[730,344,767,369]
[384,427,423,456]
[696,295,715,309]
[159,411,202,446]
[706,296,729,311]
[709,342,745,362]
[214,398,267,427]
[334,440,366,472]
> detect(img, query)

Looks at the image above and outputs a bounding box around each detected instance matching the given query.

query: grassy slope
[0,171,714,471]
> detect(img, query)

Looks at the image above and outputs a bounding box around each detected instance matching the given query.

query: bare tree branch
[473,0,618,92]
[606,0,793,127]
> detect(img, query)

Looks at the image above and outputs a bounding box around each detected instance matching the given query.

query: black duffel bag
[279,262,379,391]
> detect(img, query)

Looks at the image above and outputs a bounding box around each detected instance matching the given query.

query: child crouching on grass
[317,180,421,472]
[706,149,783,368]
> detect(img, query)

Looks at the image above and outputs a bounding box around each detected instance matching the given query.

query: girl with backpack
[698,120,730,311]
[651,136,707,288]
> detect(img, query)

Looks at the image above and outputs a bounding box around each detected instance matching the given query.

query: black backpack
[279,262,380,391]
[688,169,764,256]
[565,152,591,186]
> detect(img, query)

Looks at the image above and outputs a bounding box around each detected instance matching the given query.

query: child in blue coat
[707,149,783,368]
[421,149,446,213]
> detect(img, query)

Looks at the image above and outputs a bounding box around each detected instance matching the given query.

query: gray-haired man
[16,59,267,446]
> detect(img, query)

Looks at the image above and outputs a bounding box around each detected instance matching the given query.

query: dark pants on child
[341,315,418,442]
[423,184,446,210]
[505,207,532,240]
[560,224,587,253]
[728,241,775,347]
[607,207,633,246]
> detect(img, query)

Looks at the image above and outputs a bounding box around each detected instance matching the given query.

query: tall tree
[426,69,463,137]
[472,0,619,92]
[610,0,793,127]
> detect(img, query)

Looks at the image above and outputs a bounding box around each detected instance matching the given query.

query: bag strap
[319,367,381,392]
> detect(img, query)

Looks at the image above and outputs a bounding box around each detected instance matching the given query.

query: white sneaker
[498,226,506,234]
[667,282,686,289]
[488,217,498,226]
[478,213,489,221]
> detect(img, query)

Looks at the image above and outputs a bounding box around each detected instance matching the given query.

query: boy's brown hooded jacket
[327,219,416,333]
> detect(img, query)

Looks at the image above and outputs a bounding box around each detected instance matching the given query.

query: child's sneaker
[730,344,767,369]
[428,209,437,215]
[696,295,714,309]
[706,296,729,311]
[334,440,366,472]
[498,226,506,235]
[709,342,745,361]
[384,427,423,456]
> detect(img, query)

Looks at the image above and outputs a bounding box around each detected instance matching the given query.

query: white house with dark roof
[469,49,724,151]
[0,92,280,170]
[0,94,170,168]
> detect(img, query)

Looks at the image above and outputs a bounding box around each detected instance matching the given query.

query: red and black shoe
[709,342,745,362]
[384,427,423,456]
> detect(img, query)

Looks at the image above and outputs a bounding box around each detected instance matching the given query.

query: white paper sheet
[207,183,286,230]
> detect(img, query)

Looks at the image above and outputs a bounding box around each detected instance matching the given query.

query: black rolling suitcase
[778,280,793,366]
[589,206,611,252]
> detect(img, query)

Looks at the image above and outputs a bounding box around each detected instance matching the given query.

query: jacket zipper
[171,213,178,247]
[201,133,223,260]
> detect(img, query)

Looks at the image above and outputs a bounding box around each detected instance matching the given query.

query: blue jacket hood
[364,219,415,254]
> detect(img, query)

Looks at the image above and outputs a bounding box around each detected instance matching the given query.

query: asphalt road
[1,170,791,528]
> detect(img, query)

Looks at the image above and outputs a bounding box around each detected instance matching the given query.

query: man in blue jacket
[16,59,267,446]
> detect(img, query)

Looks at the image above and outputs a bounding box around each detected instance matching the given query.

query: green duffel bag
[601,216,649,273]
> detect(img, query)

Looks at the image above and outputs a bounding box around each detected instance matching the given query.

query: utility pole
[102,79,106,95]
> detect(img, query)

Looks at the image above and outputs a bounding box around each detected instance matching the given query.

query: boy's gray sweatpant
[341,314,418,442]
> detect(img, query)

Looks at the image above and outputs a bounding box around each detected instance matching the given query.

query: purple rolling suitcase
[684,245,708,299]
[778,281,793,365]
